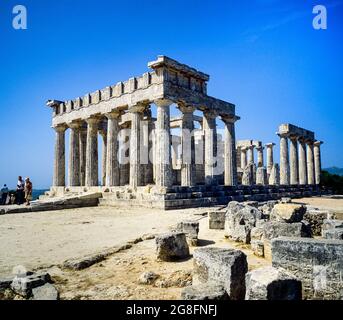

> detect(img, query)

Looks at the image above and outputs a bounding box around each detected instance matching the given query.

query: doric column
[85,117,99,187]
[222,115,239,186]
[203,110,218,185]
[240,147,247,169]
[105,112,120,186]
[99,128,107,186]
[129,104,146,188]
[269,164,280,186]
[155,99,173,188]
[298,138,307,185]
[314,141,323,185]
[142,110,154,185]
[53,125,67,187]
[278,133,290,185]
[247,145,255,165]
[68,122,82,186]
[306,140,315,185]
[265,143,275,175]
[79,127,87,186]
[289,136,299,185]
[179,104,196,187]
[256,146,264,168]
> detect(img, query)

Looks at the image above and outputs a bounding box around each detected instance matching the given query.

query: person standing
[16,176,25,205]
[24,177,33,206]
[1,184,9,205]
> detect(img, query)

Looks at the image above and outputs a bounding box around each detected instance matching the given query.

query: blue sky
[0,0,342,188]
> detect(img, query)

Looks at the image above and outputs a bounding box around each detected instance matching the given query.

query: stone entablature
[278,123,315,141]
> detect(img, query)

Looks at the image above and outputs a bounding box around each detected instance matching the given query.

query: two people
[16,176,33,206]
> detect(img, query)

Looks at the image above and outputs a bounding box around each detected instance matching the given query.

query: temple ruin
[46,56,324,209]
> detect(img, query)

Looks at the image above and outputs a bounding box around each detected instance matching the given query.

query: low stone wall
[271,237,343,300]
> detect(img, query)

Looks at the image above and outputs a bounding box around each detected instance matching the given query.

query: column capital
[265,142,275,148]
[256,146,264,151]
[53,124,67,133]
[203,110,217,119]
[128,101,150,113]
[85,117,100,126]
[314,140,323,146]
[289,135,299,142]
[154,99,173,108]
[105,110,122,120]
[221,114,240,124]
[67,121,83,130]
[177,102,195,114]
[277,132,289,138]
[305,139,315,146]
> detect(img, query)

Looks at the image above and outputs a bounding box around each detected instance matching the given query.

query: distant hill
[323,167,343,176]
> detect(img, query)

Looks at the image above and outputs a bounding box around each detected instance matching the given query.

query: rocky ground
[0,196,342,300]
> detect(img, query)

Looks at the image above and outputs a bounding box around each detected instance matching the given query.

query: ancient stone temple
[46,56,323,209]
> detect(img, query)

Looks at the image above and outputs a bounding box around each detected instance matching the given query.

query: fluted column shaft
[298,138,308,185]
[241,148,247,169]
[180,105,196,187]
[79,128,87,186]
[203,111,218,185]
[155,100,173,188]
[289,137,299,185]
[265,143,275,175]
[53,125,67,186]
[222,116,238,186]
[306,141,315,185]
[99,129,107,186]
[248,146,254,165]
[314,141,323,185]
[68,123,81,186]
[256,146,264,168]
[279,134,290,185]
[85,118,99,186]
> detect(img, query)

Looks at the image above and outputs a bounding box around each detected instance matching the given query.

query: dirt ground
[0,196,342,300]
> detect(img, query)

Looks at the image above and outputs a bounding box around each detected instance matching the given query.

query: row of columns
[53,100,240,189]
[278,134,322,185]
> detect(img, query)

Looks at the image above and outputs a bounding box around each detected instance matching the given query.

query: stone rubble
[181,282,229,300]
[155,232,190,261]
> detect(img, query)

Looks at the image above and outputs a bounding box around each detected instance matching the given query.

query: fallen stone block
[304,210,330,236]
[208,211,226,230]
[251,240,264,257]
[155,232,190,261]
[322,229,343,240]
[177,220,199,246]
[280,197,292,204]
[11,272,51,298]
[245,266,302,300]
[258,201,278,217]
[181,282,229,300]
[272,237,343,299]
[138,272,159,285]
[322,219,343,237]
[32,283,59,300]
[193,247,248,300]
[63,253,106,270]
[251,226,265,241]
[270,203,306,223]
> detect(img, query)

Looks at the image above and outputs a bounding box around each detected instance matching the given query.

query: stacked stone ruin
[46,56,325,209]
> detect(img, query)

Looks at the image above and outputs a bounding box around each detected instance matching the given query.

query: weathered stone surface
[138,272,159,285]
[176,220,199,246]
[256,167,267,185]
[63,253,106,270]
[225,202,264,244]
[280,197,292,204]
[251,240,264,257]
[11,272,51,298]
[263,221,311,240]
[258,201,277,217]
[193,247,248,300]
[181,282,229,300]
[155,232,189,261]
[245,266,302,300]
[32,283,59,300]
[322,229,343,240]
[272,237,343,300]
[0,276,13,290]
[270,203,306,223]
[208,211,225,229]
[322,219,343,237]
[304,210,330,236]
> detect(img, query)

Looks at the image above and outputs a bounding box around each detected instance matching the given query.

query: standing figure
[16,176,25,205]
[24,177,33,206]
[1,184,9,205]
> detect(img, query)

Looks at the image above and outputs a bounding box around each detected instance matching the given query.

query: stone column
[105,112,120,186]
[269,164,280,186]
[289,136,299,185]
[298,138,307,185]
[85,117,99,187]
[179,104,196,187]
[68,122,81,186]
[265,143,275,175]
[79,127,87,186]
[279,134,290,185]
[247,146,255,165]
[203,110,218,185]
[143,110,154,185]
[256,167,267,185]
[314,141,323,185]
[222,116,238,186]
[306,140,315,185]
[155,99,173,188]
[240,147,247,169]
[256,146,264,168]
[129,104,146,188]
[53,125,67,187]
[99,128,107,186]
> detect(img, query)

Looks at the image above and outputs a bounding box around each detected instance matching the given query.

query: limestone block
[138,272,159,285]
[322,229,343,240]
[245,266,302,300]
[32,283,59,300]
[280,197,292,204]
[155,232,190,261]
[270,203,306,223]
[176,220,199,246]
[256,167,267,185]
[208,211,226,230]
[193,247,248,300]
[322,219,343,237]
[181,282,229,300]
[0,276,13,290]
[272,237,343,299]
[304,210,330,236]
[11,272,51,298]
[251,240,264,257]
